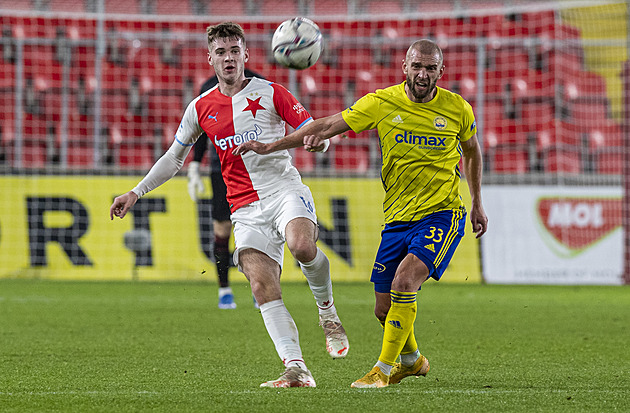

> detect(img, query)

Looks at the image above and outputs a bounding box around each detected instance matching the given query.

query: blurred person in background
[233,39,488,388]
[187,69,262,310]
[110,22,348,388]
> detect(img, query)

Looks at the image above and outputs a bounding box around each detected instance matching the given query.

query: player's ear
[438,64,445,79]
[401,58,407,75]
[244,48,249,63]
[208,52,213,66]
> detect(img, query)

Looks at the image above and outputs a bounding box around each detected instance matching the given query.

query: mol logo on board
[537,197,621,256]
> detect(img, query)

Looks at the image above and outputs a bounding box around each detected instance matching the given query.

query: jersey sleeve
[131,99,204,197]
[270,83,312,130]
[341,93,380,133]
[459,99,477,142]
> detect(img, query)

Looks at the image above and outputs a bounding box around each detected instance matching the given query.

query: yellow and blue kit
[342,82,476,291]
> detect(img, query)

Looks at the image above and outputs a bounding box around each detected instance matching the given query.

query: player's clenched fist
[303,135,325,152]
[109,191,139,220]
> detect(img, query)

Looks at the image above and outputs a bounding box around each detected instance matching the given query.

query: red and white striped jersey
[177,77,313,212]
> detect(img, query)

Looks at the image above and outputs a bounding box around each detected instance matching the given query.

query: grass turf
[1,279,629,412]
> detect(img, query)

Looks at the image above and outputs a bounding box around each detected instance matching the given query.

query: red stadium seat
[331,140,370,173]
[109,115,159,169]
[518,101,555,134]
[541,149,582,174]
[506,68,554,105]
[0,60,16,91]
[490,148,530,174]
[586,121,623,150]
[303,95,345,120]
[492,47,531,71]
[291,147,315,173]
[568,101,610,129]
[593,149,624,175]
[482,100,511,128]
[49,0,86,12]
[441,49,477,84]
[131,47,185,94]
[535,120,582,152]
[482,119,529,151]
[155,0,193,15]
[520,10,556,35]
[312,0,348,16]
[366,0,404,14]
[20,113,54,167]
[23,45,64,92]
[101,91,131,125]
[104,0,141,14]
[208,0,245,15]
[561,70,608,102]
[260,0,298,15]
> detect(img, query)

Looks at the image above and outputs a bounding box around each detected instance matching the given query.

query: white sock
[400,350,420,367]
[259,299,307,371]
[299,248,334,312]
[375,360,393,376]
[218,287,232,297]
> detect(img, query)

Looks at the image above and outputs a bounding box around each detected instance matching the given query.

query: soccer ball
[271,17,322,70]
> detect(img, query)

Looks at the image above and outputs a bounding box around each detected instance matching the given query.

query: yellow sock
[378,290,417,366]
[382,320,418,355]
[401,324,418,355]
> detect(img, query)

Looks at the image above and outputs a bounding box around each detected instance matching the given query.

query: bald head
[406,39,443,65]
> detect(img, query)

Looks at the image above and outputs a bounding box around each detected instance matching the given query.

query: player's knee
[288,239,317,263]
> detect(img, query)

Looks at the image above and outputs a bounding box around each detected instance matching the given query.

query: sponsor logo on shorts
[424,243,435,253]
[373,262,386,273]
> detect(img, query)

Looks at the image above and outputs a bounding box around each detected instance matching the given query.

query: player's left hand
[469,202,488,238]
[232,141,270,156]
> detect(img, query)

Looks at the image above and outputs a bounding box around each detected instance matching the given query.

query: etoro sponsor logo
[537,197,621,254]
[215,124,263,151]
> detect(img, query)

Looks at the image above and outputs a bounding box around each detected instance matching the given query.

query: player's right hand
[187,161,205,201]
[110,191,138,220]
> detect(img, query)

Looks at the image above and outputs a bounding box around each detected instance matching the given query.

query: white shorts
[231,184,318,271]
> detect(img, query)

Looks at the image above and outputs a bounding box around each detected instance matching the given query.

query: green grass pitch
[1,279,629,412]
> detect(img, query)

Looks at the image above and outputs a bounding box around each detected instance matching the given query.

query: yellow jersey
[342,82,477,223]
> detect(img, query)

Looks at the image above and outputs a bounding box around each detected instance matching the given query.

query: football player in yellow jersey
[233,39,488,388]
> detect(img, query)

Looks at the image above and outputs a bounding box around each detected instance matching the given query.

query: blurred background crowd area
[0,0,626,182]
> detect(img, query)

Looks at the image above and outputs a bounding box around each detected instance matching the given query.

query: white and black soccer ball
[272,17,322,70]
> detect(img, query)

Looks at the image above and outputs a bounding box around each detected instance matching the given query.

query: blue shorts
[371,208,466,293]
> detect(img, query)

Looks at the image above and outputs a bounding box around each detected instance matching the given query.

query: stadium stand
[0,2,624,178]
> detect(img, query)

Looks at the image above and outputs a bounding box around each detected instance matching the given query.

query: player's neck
[218,77,250,97]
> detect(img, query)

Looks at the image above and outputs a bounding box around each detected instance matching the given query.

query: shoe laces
[319,316,346,340]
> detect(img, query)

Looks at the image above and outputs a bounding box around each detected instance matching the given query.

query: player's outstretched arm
[232,113,350,155]
[461,134,488,238]
[110,191,139,220]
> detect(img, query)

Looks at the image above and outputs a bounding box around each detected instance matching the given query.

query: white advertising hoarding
[481,186,623,285]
